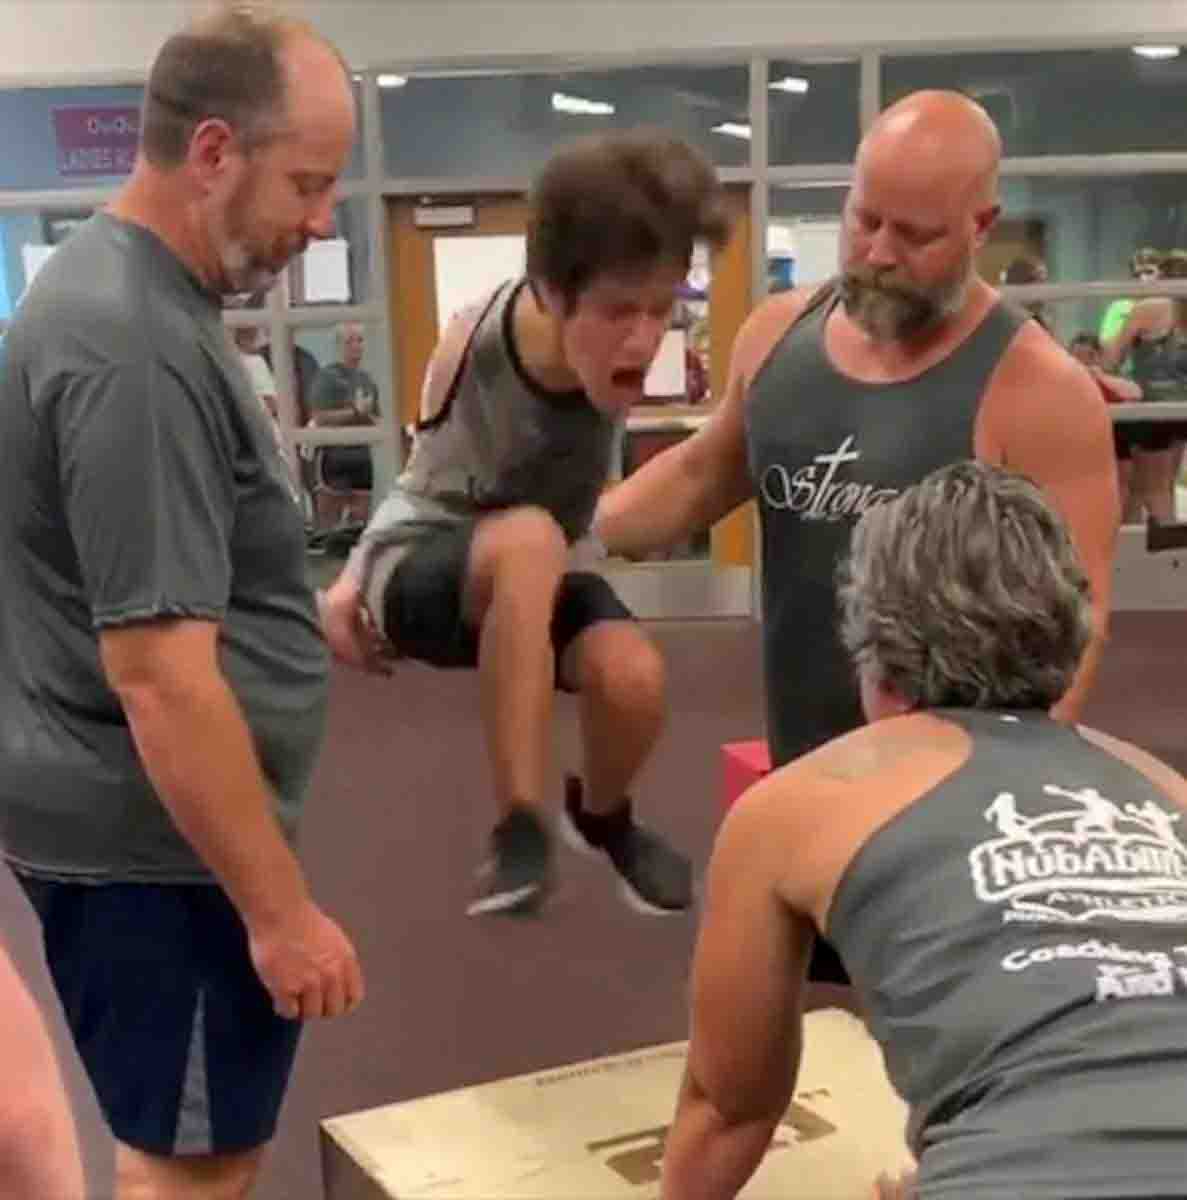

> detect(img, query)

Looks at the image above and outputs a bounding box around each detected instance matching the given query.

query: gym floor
[9,612,1185,1198]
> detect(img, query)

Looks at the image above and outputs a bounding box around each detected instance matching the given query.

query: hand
[873,1168,918,1200]
[247,898,365,1021]
[318,578,395,675]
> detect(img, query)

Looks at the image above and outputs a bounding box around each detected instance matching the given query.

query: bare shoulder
[733,287,820,386]
[1003,321,1094,388]
[1078,725,1187,810]
[734,716,965,836]
[727,715,967,915]
[985,321,1107,439]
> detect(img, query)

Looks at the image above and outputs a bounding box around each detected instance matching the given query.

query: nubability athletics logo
[970,784,1187,924]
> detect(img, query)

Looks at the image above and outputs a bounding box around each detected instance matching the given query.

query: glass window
[381,64,751,178]
[290,322,390,536]
[286,196,372,307]
[0,85,143,191]
[883,49,1187,158]
[767,59,860,165]
[983,174,1187,286]
[767,184,847,291]
[0,205,95,320]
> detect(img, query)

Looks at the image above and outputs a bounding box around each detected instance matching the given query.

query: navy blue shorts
[16,876,302,1157]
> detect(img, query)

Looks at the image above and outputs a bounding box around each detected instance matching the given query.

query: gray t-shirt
[0,212,329,882]
[310,362,380,420]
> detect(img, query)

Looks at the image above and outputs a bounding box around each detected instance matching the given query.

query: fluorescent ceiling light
[712,122,752,140]
[378,74,408,89]
[769,75,810,94]
[1133,44,1181,60]
[552,91,615,116]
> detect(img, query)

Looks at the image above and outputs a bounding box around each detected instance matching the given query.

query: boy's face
[550,261,687,415]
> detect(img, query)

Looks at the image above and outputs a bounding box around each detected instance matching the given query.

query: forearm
[119,675,309,925]
[661,1072,780,1200]
[596,452,744,559]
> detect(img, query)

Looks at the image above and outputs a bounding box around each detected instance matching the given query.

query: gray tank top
[829,709,1187,1197]
[745,288,1028,767]
[361,280,618,560]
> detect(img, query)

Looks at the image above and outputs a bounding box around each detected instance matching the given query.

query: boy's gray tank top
[828,709,1187,1198]
[744,289,1028,767]
[364,279,618,553]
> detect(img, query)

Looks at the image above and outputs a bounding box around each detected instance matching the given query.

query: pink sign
[52,106,140,178]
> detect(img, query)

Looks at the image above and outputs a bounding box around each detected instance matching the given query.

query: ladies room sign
[51,106,140,178]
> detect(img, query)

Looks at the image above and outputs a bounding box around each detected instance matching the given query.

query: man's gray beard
[840,268,971,343]
[222,262,280,300]
[219,233,282,299]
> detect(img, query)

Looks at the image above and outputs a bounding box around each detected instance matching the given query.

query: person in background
[1103,249,1187,524]
[308,321,380,496]
[1000,254,1050,329]
[1098,246,1161,348]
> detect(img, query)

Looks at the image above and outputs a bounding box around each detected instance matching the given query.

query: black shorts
[808,936,851,985]
[320,445,373,490]
[16,876,302,1156]
[1116,422,1179,457]
[374,522,633,689]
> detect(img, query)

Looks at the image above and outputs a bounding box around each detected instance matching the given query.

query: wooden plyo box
[321,1008,912,1199]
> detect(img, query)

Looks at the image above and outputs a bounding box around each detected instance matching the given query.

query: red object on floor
[721,739,771,810]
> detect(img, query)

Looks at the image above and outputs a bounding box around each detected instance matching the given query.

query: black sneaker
[559,776,692,915]
[466,808,553,917]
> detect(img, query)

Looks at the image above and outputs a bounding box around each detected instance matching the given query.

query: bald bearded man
[594,90,1118,983]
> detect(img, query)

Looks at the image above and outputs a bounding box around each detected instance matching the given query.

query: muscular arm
[594,293,807,558]
[981,334,1120,722]
[100,619,311,928]
[662,782,813,1200]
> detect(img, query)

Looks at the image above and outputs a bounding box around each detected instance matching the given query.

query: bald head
[860,90,1002,210]
[838,91,1003,341]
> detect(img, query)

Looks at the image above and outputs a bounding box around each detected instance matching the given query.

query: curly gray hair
[837,460,1092,710]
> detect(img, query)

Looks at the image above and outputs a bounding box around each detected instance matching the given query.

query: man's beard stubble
[217,176,291,299]
[839,258,973,343]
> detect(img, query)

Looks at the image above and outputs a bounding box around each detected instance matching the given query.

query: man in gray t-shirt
[0,9,362,1197]
[309,321,380,491]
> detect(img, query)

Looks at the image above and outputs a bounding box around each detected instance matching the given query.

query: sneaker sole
[557,804,692,918]
[465,882,546,917]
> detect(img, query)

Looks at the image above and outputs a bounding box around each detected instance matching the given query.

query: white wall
[3,1,1187,80]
